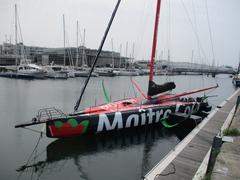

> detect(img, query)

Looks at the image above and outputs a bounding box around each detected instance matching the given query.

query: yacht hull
[46,99,207,138]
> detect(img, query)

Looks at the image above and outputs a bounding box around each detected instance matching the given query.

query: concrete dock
[211,100,240,180]
[144,89,240,180]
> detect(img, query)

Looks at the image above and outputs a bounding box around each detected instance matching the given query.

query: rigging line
[78,26,83,46]
[22,127,46,135]
[10,7,15,44]
[77,27,84,66]
[134,0,149,59]
[192,0,201,64]
[180,0,207,61]
[74,0,122,112]
[17,13,23,43]
[167,0,171,50]
[131,78,147,99]
[130,78,138,98]
[205,0,215,67]
[17,133,42,179]
[31,147,38,180]
[65,33,74,67]
[17,12,27,60]
[26,149,47,162]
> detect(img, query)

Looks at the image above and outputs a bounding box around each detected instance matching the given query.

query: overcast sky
[0,0,240,67]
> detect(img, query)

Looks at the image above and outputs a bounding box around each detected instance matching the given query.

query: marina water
[0,74,236,180]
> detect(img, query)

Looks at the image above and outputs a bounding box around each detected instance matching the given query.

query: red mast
[148,0,162,96]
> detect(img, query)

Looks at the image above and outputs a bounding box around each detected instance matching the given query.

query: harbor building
[37,46,125,68]
[0,42,48,66]
[0,42,127,67]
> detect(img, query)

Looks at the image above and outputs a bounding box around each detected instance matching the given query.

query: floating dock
[144,89,240,180]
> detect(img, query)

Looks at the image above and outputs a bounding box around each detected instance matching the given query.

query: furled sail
[147,80,176,97]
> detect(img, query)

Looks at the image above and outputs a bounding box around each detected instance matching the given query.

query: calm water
[0,74,236,180]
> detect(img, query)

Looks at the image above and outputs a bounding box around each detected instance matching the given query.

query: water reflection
[17,124,195,180]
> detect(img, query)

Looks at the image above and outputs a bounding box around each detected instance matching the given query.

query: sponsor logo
[97,103,199,132]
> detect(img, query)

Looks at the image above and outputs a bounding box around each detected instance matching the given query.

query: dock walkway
[144,89,240,180]
[211,99,240,180]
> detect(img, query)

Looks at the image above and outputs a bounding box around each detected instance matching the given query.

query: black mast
[74,0,121,111]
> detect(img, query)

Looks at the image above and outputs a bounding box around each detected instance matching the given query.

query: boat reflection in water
[17,122,196,180]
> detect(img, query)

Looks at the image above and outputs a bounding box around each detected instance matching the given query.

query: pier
[144,89,240,180]
[211,97,240,180]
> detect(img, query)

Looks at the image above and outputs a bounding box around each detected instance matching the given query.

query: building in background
[0,43,127,67]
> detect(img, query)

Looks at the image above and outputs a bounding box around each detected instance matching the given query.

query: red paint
[77,85,217,116]
[49,123,85,138]
[131,79,147,99]
[157,85,218,102]
[149,0,162,83]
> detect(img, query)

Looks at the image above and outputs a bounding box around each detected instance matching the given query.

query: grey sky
[0,0,240,67]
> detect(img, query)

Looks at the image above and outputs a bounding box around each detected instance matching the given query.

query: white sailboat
[74,26,98,77]
[0,4,46,79]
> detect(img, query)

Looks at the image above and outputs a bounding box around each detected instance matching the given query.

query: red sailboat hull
[45,96,210,138]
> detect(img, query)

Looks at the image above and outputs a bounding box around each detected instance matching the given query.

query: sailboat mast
[74,0,122,111]
[125,41,128,68]
[15,4,18,65]
[76,20,79,67]
[238,51,240,74]
[148,0,162,83]
[119,44,122,68]
[63,14,66,66]
[111,38,114,68]
[132,43,135,68]
[82,28,86,67]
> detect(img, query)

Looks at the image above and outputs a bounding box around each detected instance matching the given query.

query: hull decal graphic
[97,112,123,132]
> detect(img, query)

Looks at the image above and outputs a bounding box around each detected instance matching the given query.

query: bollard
[206,135,222,174]
[234,95,240,114]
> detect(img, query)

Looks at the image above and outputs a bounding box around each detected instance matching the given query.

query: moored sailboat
[15,0,217,138]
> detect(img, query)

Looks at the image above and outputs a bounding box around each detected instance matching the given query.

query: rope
[191,0,199,64]
[180,0,207,61]
[22,127,46,135]
[205,0,215,68]
[65,33,74,67]
[17,11,27,60]
[17,13,24,43]
[134,0,151,60]
[17,133,43,179]
[130,78,137,98]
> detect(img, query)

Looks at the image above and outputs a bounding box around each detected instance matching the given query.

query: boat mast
[63,14,66,66]
[74,0,122,111]
[119,44,122,68]
[125,42,128,69]
[82,28,86,67]
[15,4,18,65]
[147,0,162,97]
[131,43,135,69]
[111,38,114,69]
[238,51,240,74]
[76,20,79,67]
